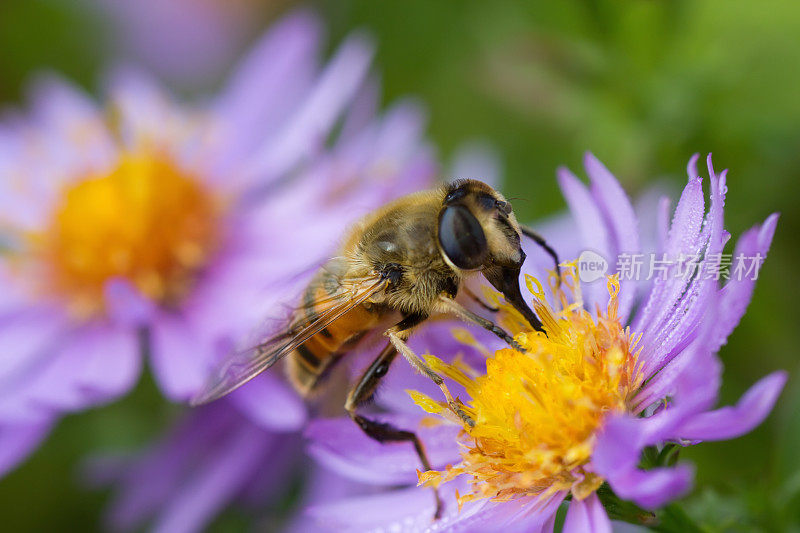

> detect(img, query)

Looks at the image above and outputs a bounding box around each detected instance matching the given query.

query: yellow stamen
[25,152,222,318]
[412,264,644,506]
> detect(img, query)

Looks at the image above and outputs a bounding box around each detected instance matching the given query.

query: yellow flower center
[411,267,643,505]
[28,152,222,318]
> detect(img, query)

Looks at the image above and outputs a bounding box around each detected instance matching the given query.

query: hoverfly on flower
[193,178,562,517]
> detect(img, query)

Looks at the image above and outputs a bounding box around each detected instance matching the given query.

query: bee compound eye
[438,204,488,270]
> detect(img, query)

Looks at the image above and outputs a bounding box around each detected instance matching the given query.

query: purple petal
[686,152,700,179]
[151,425,267,533]
[632,176,704,335]
[306,479,475,532]
[99,0,249,86]
[557,166,611,256]
[285,464,371,533]
[27,74,115,172]
[104,278,157,327]
[0,309,65,382]
[241,32,374,184]
[20,325,140,416]
[563,492,612,533]
[369,100,427,172]
[593,415,642,475]
[105,68,173,149]
[306,485,440,532]
[149,315,210,401]
[215,10,320,124]
[237,432,305,508]
[635,156,729,377]
[520,212,580,298]
[314,99,434,208]
[557,166,612,311]
[30,74,98,129]
[585,152,640,321]
[711,214,778,352]
[229,372,306,432]
[594,412,696,509]
[0,418,54,477]
[306,415,461,485]
[336,74,380,145]
[608,464,694,510]
[71,326,141,405]
[0,266,27,316]
[639,323,726,416]
[104,407,239,530]
[296,456,368,507]
[627,187,673,305]
[677,371,787,441]
[656,196,672,252]
[633,332,722,415]
[212,10,321,174]
[481,493,565,533]
[593,413,694,510]
[432,494,563,533]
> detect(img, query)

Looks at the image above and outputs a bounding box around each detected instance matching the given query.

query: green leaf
[596,484,657,526]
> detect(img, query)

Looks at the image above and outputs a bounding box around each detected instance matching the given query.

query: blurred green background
[1,0,799,531]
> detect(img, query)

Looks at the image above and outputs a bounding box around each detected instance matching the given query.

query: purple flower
[85,402,367,533]
[0,11,436,477]
[305,154,786,532]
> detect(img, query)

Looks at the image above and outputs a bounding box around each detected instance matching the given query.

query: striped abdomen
[285,270,383,396]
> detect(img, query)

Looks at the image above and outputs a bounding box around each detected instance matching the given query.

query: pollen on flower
[28,152,222,318]
[410,265,644,505]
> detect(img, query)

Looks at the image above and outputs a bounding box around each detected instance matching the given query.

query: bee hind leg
[345,339,444,520]
[437,296,529,352]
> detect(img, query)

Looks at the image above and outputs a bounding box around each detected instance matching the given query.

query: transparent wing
[190,274,387,406]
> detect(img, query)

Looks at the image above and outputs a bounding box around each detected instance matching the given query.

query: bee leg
[520,226,562,286]
[345,340,444,520]
[461,285,499,313]
[386,322,476,430]
[436,296,528,353]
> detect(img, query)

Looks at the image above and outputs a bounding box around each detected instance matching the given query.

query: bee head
[437,179,541,329]
[437,179,523,271]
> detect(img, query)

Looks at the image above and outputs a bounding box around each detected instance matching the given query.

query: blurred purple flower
[94,0,268,88]
[0,11,437,477]
[86,401,368,533]
[305,154,786,532]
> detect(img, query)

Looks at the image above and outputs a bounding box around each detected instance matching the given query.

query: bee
[192,179,559,517]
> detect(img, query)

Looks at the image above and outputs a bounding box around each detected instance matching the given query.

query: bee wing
[190,274,387,406]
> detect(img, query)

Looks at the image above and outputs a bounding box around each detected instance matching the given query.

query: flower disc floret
[414,268,643,504]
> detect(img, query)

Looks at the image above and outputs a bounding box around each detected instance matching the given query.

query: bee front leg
[344,338,444,520]
[460,285,499,313]
[437,296,528,352]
